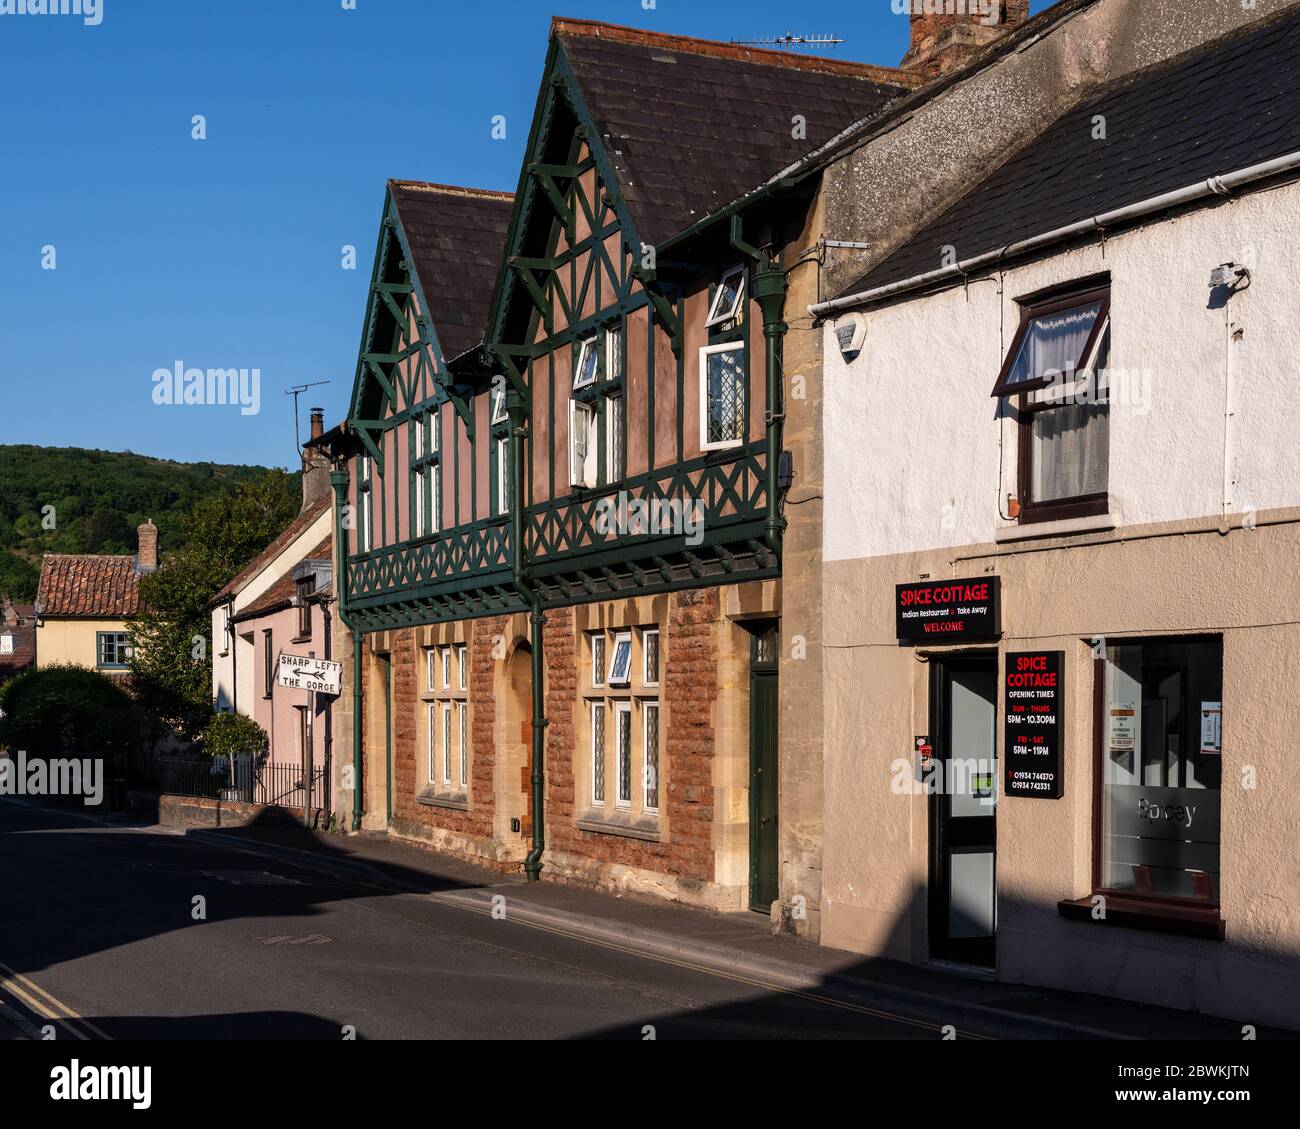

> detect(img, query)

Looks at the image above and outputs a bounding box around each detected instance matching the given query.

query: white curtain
[1010,302,1102,387]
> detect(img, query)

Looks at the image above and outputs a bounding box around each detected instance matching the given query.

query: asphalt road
[0,798,954,1040]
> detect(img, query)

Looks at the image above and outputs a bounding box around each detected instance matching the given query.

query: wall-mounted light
[1209,263,1251,292]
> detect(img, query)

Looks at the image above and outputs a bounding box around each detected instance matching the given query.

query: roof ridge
[389,179,514,202]
[550,16,923,87]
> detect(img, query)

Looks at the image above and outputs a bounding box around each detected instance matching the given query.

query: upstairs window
[357,453,374,553]
[706,266,746,328]
[490,381,511,517]
[97,631,133,670]
[573,333,600,390]
[295,577,313,640]
[996,284,1111,525]
[490,382,509,425]
[701,342,746,450]
[569,400,598,489]
[607,631,633,687]
[411,409,440,539]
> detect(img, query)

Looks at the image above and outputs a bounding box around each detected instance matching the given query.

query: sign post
[1004,650,1064,799]
[278,655,342,826]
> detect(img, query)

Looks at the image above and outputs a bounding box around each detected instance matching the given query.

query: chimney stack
[301,408,332,511]
[900,0,1030,79]
[137,520,159,572]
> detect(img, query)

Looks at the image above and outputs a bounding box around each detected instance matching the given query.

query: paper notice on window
[1200,702,1222,755]
[1109,702,1136,753]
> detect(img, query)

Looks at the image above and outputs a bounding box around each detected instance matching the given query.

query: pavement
[2,796,1290,1041]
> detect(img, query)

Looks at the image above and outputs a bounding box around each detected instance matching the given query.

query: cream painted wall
[824,180,1300,562]
[818,182,1300,1029]
[36,618,131,671]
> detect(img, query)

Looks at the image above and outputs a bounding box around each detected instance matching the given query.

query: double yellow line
[0,960,110,1041]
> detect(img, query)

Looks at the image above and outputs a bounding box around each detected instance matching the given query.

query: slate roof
[388,182,515,363]
[235,537,333,622]
[844,8,1300,297]
[37,556,143,618]
[211,496,331,606]
[554,19,918,248]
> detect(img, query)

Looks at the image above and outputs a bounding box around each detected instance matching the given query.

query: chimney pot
[310,408,325,440]
[137,520,159,572]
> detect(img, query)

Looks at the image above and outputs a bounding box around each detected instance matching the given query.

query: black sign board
[1004,651,1064,799]
[895,578,1001,644]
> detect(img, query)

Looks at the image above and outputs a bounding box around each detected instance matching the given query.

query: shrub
[0,665,141,757]
[201,711,268,761]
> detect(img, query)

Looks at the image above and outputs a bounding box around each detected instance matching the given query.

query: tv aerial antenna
[731,33,846,52]
[285,381,332,452]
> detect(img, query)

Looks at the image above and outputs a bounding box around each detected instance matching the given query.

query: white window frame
[496,435,510,514]
[614,700,633,809]
[569,399,597,488]
[491,382,509,425]
[458,643,468,691]
[591,634,606,688]
[605,393,623,484]
[608,631,633,687]
[414,465,425,538]
[426,649,437,692]
[699,341,746,452]
[441,701,453,787]
[605,323,623,382]
[705,266,746,328]
[642,628,660,688]
[590,701,606,805]
[573,333,600,390]
[358,454,373,553]
[642,702,660,814]
[427,703,438,785]
[458,701,468,788]
[441,647,452,690]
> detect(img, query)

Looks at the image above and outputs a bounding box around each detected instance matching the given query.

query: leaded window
[701,342,745,449]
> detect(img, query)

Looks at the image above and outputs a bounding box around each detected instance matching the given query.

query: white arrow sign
[277,654,342,696]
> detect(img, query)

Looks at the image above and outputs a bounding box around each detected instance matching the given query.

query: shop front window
[1099,637,1223,904]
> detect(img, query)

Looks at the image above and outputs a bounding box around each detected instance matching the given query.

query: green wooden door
[749,625,780,912]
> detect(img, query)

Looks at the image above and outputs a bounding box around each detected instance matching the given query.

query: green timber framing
[338,35,800,641]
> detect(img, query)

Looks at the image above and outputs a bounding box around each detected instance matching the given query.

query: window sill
[417,789,468,812]
[576,810,661,842]
[996,513,1115,544]
[290,635,312,646]
[1058,894,1225,941]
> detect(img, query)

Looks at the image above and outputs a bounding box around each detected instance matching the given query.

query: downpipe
[730,215,788,557]
[331,468,365,833]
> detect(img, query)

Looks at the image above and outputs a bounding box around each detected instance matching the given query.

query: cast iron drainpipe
[331,467,365,833]
[505,386,548,881]
[730,215,788,557]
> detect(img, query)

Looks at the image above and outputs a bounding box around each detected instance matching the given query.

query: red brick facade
[364,588,731,898]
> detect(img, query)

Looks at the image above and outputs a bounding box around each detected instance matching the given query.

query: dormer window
[573,333,600,389]
[706,266,746,328]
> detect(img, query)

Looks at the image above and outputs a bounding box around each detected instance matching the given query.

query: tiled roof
[36,556,143,618]
[843,8,1300,297]
[0,605,36,678]
[389,181,515,363]
[235,537,332,622]
[554,19,917,248]
[211,496,331,605]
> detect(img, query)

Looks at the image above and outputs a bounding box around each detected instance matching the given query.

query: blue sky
[0,0,1049,470]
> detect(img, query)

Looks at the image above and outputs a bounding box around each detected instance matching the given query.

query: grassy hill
[0,446,298,602]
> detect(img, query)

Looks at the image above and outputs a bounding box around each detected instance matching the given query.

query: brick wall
[544,588,720,891]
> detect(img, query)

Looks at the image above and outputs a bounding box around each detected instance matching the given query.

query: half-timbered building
[325,20,920,915]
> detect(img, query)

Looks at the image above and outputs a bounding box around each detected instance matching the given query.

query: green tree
[0,551,41,603]
[128,471,300,736]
